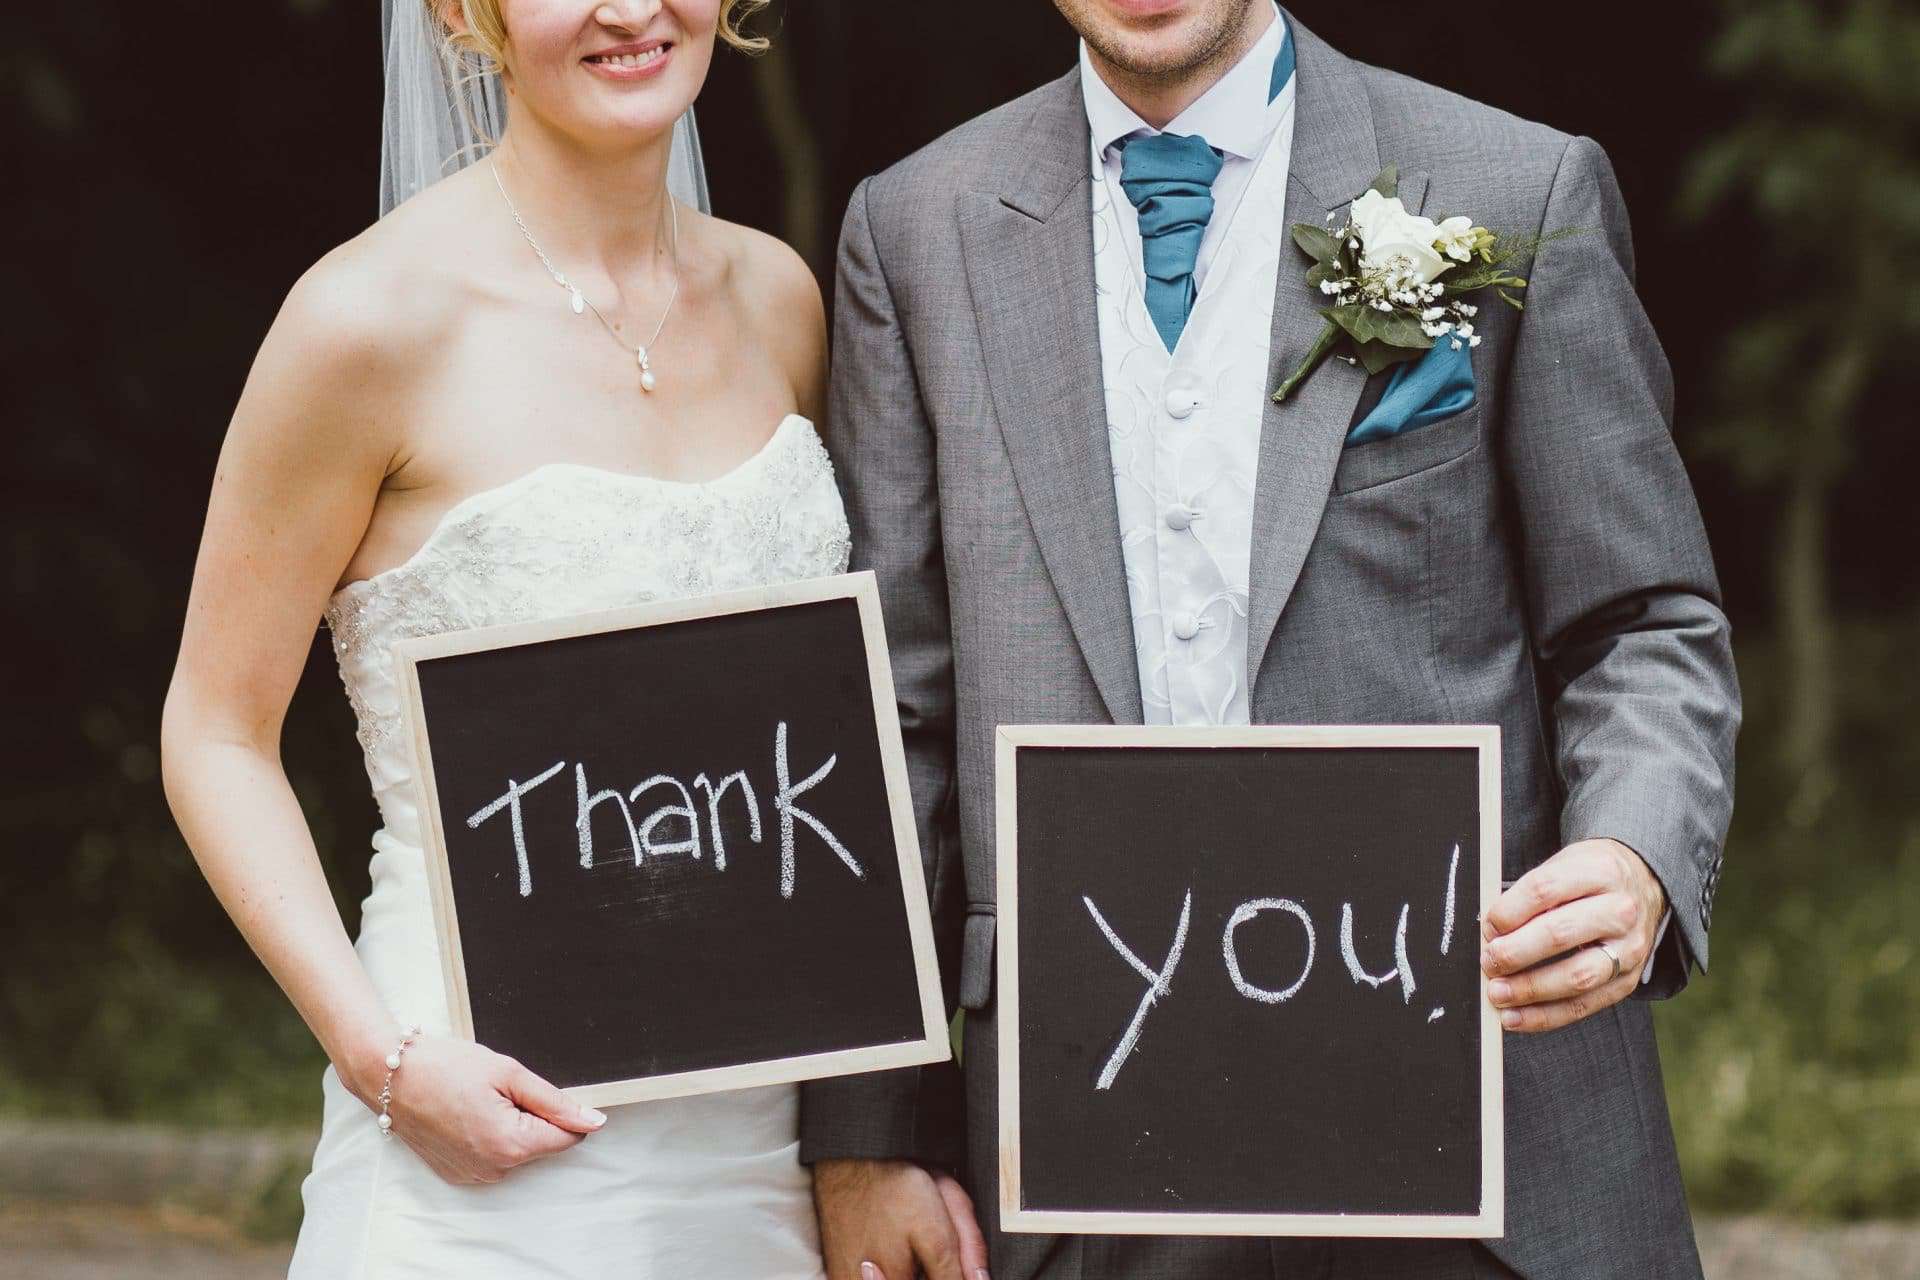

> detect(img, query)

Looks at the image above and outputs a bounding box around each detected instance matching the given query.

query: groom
[807,3,1739,1278]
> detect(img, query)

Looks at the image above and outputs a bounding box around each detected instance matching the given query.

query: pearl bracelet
[376,1024,423,1138]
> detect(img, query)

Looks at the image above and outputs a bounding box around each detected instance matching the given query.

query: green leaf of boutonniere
[1325,302,1429,351]
[1291,222,1341,268]
[1357,339,1428,376]
[1367,164,1398,199]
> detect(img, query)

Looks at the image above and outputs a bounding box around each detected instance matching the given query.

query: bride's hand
[351,1035,608,1185]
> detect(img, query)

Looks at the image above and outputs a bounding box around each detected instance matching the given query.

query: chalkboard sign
[996,725,1502,1237]
[394,572,948,1108]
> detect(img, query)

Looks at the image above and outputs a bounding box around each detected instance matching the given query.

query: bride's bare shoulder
[699,212,825,406]
[237,170,493,467]
[275,171,487,370]
[704,213,821,317]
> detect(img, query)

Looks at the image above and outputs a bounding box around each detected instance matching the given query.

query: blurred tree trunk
[1778,469,1834,822]
[749,36,826,278]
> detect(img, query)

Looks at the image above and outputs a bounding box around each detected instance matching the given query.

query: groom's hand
[1480,838,1666,1032]
[813,1158,988,1280]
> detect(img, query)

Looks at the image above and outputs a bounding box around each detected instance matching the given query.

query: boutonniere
[1272,165,1576,402]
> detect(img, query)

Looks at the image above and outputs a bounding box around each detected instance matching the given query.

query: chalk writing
[1084,890,1192,1090]
[692,770,761,872]
[465,721,860,899]
[1081,844,1465,1091]
[773,720,864,899]
[465,760,566,897]
[1222,898,1315,1005]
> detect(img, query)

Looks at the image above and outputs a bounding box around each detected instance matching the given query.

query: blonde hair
[442,0,769,72]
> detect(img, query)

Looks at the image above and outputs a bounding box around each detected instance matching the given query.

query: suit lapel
[1245,11,1427,698]
[960,72,1144,725]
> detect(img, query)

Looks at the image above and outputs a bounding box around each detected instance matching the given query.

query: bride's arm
[162,251,405,1106]
[160,247,603,1181]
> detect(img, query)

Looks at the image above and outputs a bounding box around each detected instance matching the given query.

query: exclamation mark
[1431,842,1460,1024]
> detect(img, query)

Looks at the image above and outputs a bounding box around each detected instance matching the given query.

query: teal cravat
[1119,133,1225,352]
[1115,14,1296,353]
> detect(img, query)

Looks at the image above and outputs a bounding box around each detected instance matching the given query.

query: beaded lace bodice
[322,414,850,833]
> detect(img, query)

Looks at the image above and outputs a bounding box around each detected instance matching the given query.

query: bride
[160,1,838,1273]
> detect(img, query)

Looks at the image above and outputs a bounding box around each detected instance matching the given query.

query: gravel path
[2,1202,1915,1279]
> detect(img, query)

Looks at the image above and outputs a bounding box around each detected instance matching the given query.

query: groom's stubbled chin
[1056,0,1261,80]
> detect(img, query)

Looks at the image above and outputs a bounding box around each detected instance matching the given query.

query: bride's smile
[497,0,718,143]
[582,38,675,79]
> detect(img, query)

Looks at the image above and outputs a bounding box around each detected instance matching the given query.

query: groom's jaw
[582,39,673,80]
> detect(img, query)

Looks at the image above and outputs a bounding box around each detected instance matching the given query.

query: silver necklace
[490,156,680,393]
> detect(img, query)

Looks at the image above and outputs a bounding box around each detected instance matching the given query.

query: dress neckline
[329,412,813,603]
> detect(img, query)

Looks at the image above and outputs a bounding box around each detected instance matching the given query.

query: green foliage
[1656,618,1920,1219]
[0,933,327,1129]
[1681,0,1920,487]
[1325,301,1429,353]
[1292,221,1340,267]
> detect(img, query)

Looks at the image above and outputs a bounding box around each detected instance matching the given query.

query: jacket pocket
[958,904,995,1010]
[1333,400,1483,495]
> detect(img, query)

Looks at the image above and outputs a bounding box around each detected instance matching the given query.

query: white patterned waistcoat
[1091,96,1298,725]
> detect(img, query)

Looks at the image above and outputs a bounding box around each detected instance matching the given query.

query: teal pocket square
[1346,339,1475,446]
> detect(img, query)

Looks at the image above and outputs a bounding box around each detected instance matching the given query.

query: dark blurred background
[4,0,1917,1248]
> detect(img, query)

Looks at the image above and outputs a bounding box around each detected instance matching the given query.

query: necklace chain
[490,154,681,392]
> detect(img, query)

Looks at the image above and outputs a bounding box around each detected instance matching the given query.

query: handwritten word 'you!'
[464,721,862,899]
[1084,844,1463,1091]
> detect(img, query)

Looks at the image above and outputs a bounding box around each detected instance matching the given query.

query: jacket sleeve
[1498,135,1742,996]
[798,176,968,1166]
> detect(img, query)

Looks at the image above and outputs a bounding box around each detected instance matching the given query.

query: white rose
[1348,188,1448,285]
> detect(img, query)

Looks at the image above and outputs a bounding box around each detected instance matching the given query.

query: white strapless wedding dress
[292,414,839,1279]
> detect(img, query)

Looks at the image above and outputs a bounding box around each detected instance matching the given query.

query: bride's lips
[582,38,674,81]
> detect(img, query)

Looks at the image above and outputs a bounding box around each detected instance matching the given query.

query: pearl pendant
[640,369,657,392]
[569,287,585,315]
[385,1051,402,1070]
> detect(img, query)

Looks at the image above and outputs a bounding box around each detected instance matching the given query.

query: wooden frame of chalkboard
[392,571,949,1108]
[995,724,1504,1238]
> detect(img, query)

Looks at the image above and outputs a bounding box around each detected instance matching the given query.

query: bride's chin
[581,107,693,149]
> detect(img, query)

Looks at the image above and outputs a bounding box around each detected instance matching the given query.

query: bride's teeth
[591,47,664,67]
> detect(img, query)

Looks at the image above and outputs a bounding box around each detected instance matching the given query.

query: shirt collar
[1078,1,1288,163]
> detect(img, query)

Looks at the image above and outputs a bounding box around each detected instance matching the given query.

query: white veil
[378,0,711,218]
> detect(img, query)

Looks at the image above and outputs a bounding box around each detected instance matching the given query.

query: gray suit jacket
[805,12,1739,1279]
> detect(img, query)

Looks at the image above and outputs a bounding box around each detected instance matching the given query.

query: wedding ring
[1592,941,1622,984]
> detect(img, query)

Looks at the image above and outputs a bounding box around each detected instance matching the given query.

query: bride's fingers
[934,1172,990,1279]
[500,1059,608,1135]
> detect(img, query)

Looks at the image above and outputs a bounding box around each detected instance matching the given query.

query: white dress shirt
[1082,3,1294,726]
